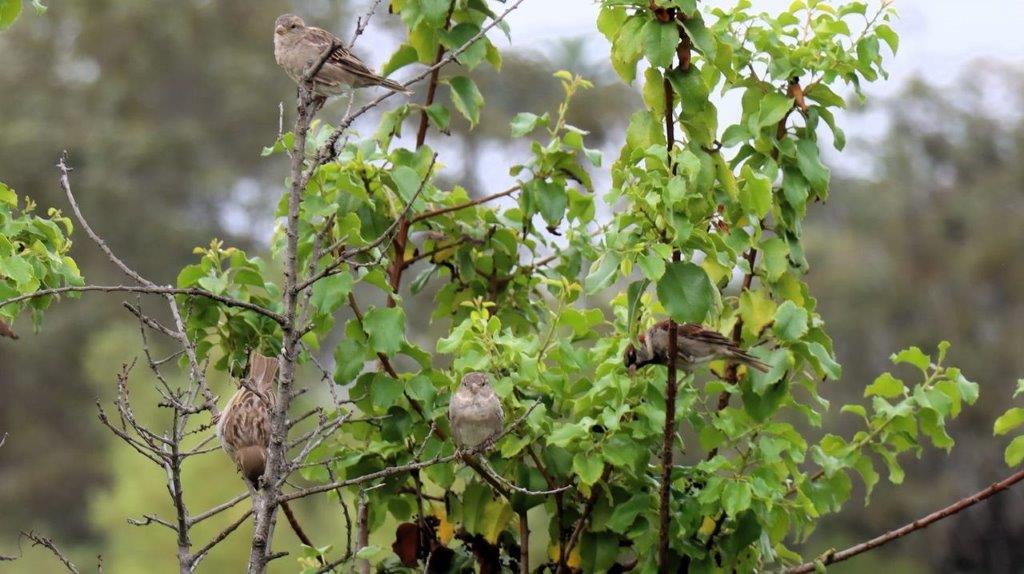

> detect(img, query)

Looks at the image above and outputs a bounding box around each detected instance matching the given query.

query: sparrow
[448,372,504,452]
[215,350,323,561]
[273,14,412,98]
[0,320,17,340]
[217,351,278,486]
[623,320,770,375]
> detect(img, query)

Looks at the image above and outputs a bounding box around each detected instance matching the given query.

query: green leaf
[370,374,404,410]
[657,261,716,323]
[1,254,32,286]
[597,6,627,42]
[760,238,788,282]
[30,0,44,14]
[381,44,420,77]
[876,24,899,54]
[584,252,621,295]
[309,272,353,315]
[0,182,15,206]
[528,179,567,226]
[805,341,842,380]
[852,454,879,502]
[739,289,776,342]
[995,408,1024,436]
[1006,436,1024,467]
[610,16,645,83]
[441,23,487,69]
[607,494,650,533]
[795,139,831,194]
[0,0,22,30]
[391,165,424,202]
[722,480,752,517]
[572,453,604,487]
[758,93,795,129]
[425,103,450,132]
[363,307,406,355]
[420,0,449,26]
[891,346,931,372]
[864,373,905,399]
[643,19,679,69]
[448,76,484,127]
[638,251,665,281]
[680,14,715,59]
[510,112,544,137]
[626,279,650,338]
[354,545,382,560]
[773,301,808,342]
[333,337,368,385]
[547,423,587,448]
[739,165,772,217]
[197,274,228,295]
[580,532,619,574]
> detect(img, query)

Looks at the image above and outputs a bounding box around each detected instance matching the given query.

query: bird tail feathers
[379,77,413,95]
[735,351,770,373]
[248,351,279,394]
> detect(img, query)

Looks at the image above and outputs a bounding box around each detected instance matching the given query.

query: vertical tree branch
[657,23,686,567]
[356,492,371,574]
[386,3,453,309]
[247,84,319,574]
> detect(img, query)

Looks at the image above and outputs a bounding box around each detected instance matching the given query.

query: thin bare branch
[20,531,80,574]
[1,284,285,325]
[783,467,1024,573]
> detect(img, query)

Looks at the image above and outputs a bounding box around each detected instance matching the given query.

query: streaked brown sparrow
[624,320,770,375]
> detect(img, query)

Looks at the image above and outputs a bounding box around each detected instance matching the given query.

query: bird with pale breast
[448,372,504,452]
[623,320,770,375]
[273,13,412,98]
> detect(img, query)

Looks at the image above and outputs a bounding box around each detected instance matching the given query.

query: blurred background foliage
[0,0,1022,572]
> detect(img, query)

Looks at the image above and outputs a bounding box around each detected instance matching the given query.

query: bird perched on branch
[217,351,278,486]
[624,320,770,375]
[448,372,504,453]
[273,13,412,98]
[216,351,322,561]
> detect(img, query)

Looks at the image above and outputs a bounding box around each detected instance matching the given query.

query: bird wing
[676,323,736,348]
[305,26,387,85]
[651,320,740,350]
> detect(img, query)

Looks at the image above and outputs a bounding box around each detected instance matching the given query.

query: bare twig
[348,0,386,48]
[1,284,285,325]
[20,531,80,574]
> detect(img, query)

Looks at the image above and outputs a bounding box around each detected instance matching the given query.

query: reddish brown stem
[657,63,682,569]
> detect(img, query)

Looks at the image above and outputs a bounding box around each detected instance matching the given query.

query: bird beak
[628,365,637,377]
[275,25,286,36]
